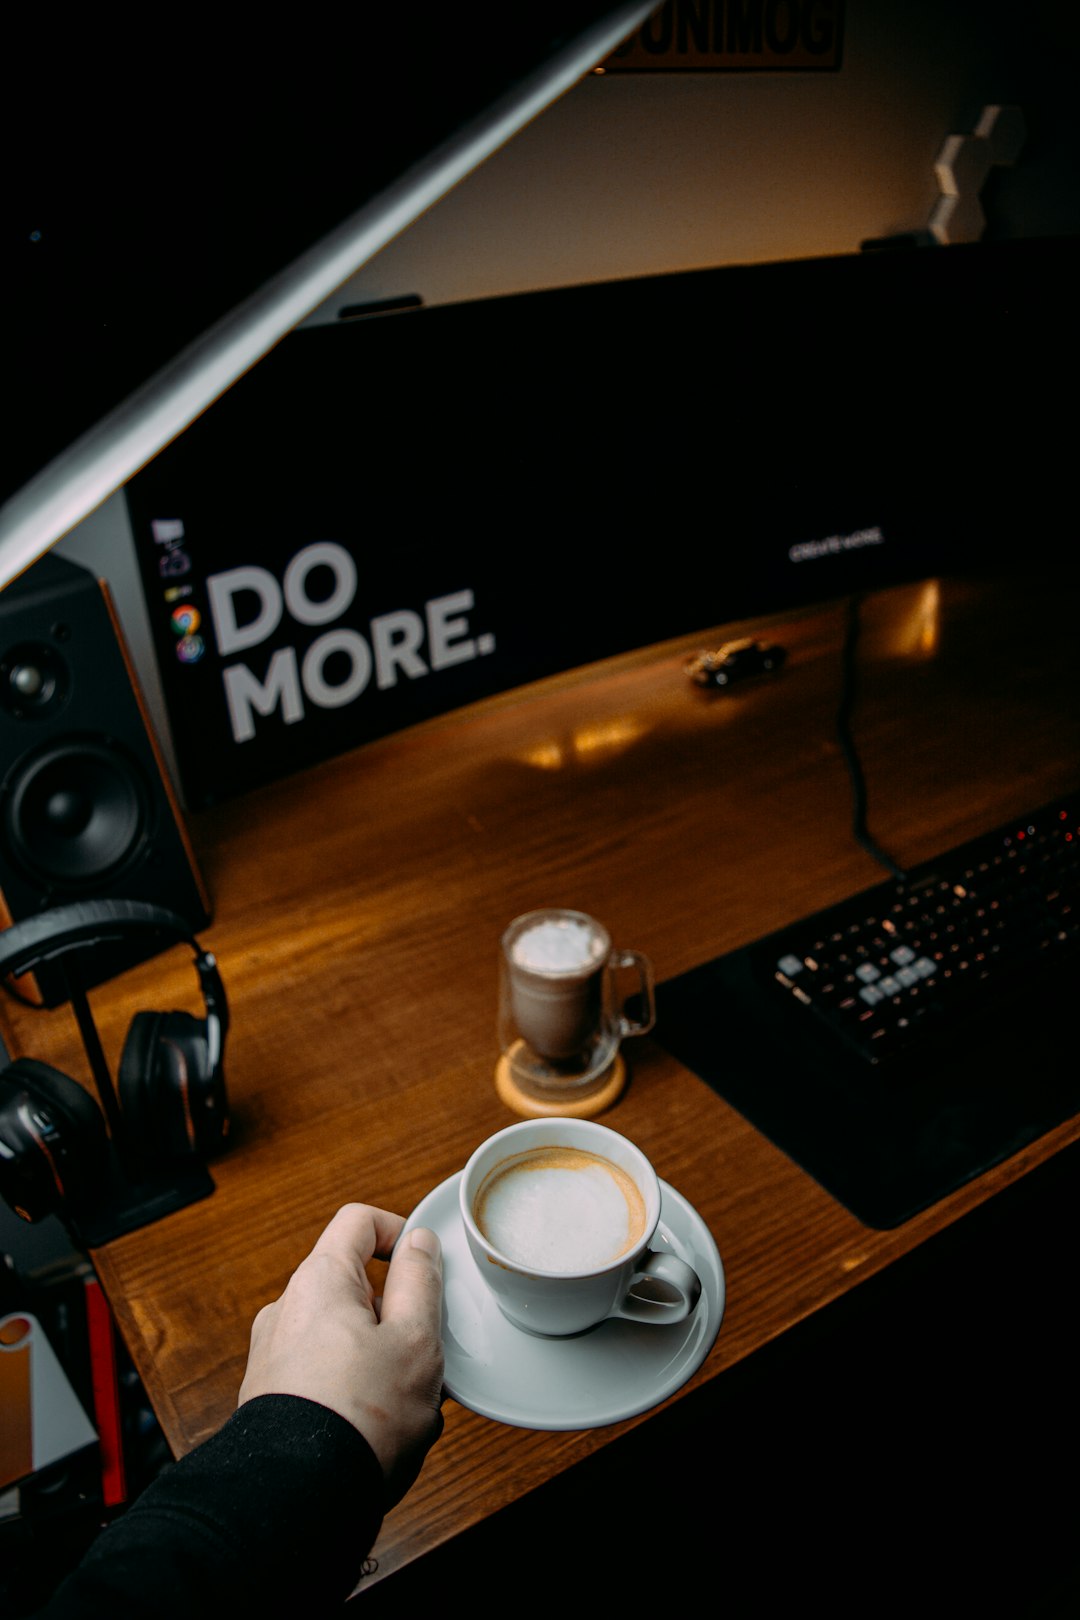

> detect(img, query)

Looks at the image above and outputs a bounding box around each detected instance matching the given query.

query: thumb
[380,1225,443,1333]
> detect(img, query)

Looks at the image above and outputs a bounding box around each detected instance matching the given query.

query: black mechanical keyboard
[655,792,1080,1228]
[764,795,1080,1066]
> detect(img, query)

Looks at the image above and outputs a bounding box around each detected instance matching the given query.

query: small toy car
[685,637,787,689]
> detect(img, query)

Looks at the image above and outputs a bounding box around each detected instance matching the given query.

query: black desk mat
[654,946,1080,1229]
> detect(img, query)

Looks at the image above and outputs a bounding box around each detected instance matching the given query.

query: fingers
[247,1205,408,1355]
[309,1203,405,1273]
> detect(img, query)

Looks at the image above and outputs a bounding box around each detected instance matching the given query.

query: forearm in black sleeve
[35,1394,386,1619]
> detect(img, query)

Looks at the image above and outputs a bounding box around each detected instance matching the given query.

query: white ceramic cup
[459,1117,701,1337]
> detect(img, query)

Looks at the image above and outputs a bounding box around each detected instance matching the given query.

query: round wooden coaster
[493,1049,627,1119]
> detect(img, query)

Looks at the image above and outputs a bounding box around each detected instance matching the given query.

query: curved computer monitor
[118,231,1077,807]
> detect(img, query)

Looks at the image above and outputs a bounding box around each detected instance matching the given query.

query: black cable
[836,593,908,883]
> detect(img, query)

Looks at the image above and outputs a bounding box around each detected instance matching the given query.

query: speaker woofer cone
[2,737,151,886]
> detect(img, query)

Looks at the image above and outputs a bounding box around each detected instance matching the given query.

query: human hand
[238,1203,445,1505]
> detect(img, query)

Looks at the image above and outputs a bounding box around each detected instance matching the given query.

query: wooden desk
[4,570,1080,1595]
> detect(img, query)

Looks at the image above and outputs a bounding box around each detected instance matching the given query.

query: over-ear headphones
[0,898,229,1232]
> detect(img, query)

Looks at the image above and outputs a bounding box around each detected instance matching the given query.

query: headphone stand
[61,966,216,1247]
[65,970,129,1147]
[69,1146,215,1248]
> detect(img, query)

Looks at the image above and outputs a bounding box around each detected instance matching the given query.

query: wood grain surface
[3,569,1079,1589]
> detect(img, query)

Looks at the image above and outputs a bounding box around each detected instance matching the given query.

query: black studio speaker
[0,554,210,1005]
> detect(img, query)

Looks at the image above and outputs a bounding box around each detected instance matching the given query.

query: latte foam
[474,1146,647,1272]
[511,918,605,974]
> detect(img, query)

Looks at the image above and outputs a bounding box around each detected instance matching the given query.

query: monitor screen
[120,232,1077,806]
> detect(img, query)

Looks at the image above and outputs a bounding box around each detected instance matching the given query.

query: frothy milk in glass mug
[497,910,655,1112]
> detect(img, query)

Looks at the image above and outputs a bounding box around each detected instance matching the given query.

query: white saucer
[401,1172,726,1430]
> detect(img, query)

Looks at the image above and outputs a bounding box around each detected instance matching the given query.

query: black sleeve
[35,1394,386,1619]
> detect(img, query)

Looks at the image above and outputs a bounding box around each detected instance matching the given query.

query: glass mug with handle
[496,908,656,1113]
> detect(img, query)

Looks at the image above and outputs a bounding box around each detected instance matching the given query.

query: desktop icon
[175,634,205,664]
[159,549,192,579]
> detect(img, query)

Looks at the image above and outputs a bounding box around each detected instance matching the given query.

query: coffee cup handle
[612,1250,702,1326]
[611,949,656,1038]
